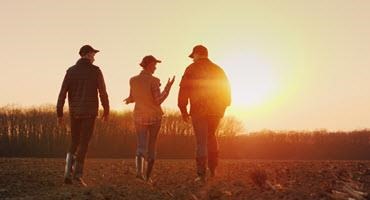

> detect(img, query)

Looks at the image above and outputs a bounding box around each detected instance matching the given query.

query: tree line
[0,106,369,159]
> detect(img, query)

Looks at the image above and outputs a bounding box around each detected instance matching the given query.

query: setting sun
[220,52,279,109]
[1,0,370,132]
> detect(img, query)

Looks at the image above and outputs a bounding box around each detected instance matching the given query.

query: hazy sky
[1,0,370,131]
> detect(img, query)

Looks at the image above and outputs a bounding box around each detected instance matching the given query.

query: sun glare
[220,52,279,110]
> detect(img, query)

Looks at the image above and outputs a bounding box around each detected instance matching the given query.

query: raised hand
[123,97,130,104]
[123,96,134,105]
[165,76,175,90]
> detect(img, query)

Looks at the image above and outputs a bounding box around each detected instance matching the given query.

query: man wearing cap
[124,55,175,183]
[178,45,231,182]
[57,45,110,186]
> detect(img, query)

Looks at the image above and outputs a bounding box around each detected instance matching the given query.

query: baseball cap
[139,55,162,67]
[189,45,208,58]
[79,45,99,56]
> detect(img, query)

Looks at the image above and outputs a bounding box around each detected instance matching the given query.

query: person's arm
[56,71,70,118]
[124,85,134,104]
[97,68,110,118]
[151,76,175,105]
[178,70,191,121]
[178,87,189,115]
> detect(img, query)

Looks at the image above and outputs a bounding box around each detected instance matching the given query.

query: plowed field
[0,159,369,200]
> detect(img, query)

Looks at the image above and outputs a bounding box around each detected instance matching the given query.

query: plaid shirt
[126,70,170,125]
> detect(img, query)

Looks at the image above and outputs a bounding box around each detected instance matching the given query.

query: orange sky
[1,1,370,131]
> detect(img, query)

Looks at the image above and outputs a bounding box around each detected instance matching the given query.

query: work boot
[64,153,74,184]
[208,152,218,178]
[195,157,207,183]
[145,159,155,183]
[135,155,144,180]
[196,157,207,176]
[74,177,87,187]
[208,161,217,178]
[73,160,87,187]
[194,175,206,183]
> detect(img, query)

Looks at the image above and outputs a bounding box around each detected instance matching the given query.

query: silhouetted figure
[178,45,231,182]
[57,45,110,186]
[124,55,175,183]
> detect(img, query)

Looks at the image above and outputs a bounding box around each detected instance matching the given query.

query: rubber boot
[208,152,218,177]
[73,160,87,187]
[135,155,144,180]
[195,157,207,183]
[145,159,155,183]
[64,153,74,184]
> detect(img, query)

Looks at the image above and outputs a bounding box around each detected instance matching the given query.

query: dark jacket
[57,58,109,117]
[178,58,231,118]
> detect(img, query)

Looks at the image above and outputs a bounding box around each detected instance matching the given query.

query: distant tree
[0,106,369,159]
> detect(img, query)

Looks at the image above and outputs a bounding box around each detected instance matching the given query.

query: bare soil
[0,158,369,200]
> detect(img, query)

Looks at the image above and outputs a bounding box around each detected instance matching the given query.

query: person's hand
[102,114,109,122]
[123,97,133,105]
[123,97,130,105]
[57,117,65,127]
[182,113,190,123]
[165,76,175,91]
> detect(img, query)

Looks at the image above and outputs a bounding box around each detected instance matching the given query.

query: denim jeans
[135,121,161,161]
[69,116,96,165]
[192,116,221,175]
